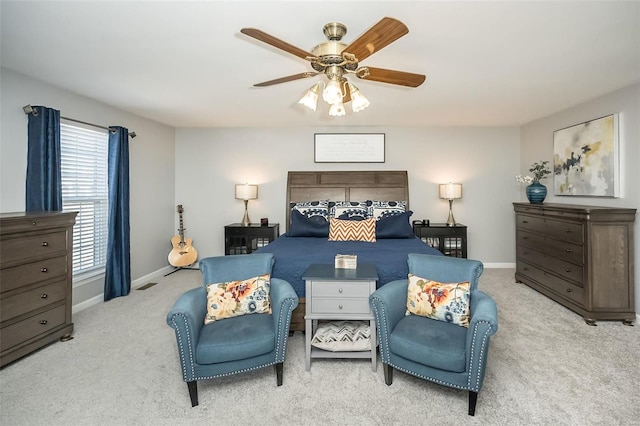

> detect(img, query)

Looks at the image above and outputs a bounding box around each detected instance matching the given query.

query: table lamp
[235,183,258,226]
[439,183,462,226]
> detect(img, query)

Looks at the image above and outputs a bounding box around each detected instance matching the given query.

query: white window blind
[60,121,108,276]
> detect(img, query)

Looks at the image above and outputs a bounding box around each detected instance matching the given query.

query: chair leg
[187,381,198,407]
[383,363,393,385]
[275,362,283,386]
[468,391,478,416]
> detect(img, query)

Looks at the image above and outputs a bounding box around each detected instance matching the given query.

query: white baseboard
[483,263,516,268]
[72,265,179,314]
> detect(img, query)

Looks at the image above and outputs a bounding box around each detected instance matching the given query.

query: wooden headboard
[285,170,410,232]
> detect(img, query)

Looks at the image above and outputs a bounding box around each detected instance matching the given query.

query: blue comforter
[256,234,442,297]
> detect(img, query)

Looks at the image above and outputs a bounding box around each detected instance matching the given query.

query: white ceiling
[2,1,639,128]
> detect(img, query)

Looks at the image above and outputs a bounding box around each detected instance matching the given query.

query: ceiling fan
[240,17,426,116]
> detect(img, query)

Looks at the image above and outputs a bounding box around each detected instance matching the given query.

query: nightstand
[303,263,378,372]
[413,222,467,258]
[224,223,279,255]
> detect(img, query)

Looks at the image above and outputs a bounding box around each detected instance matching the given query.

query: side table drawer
[311,281,371,298]
[311,297,370,314]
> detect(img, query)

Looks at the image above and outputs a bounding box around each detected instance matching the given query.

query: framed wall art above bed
[314,133,385,163]
[553,114,619,197]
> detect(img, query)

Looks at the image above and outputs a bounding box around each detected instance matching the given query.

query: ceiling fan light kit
[241,17,425,117]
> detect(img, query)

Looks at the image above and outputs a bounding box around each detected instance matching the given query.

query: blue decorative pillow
[369,200,406,221]
[330,201,370,221]
[376,210,414,239]
[288,209,329,237]
[290,200,329,221]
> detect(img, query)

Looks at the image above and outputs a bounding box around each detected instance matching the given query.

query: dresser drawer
[0,304,67,352]
[516,214,546,233]
[1,280,67,323]
[0,256,67,293]
[311,297,370,314]
[516,230,584,264]
[0,231,67,266]
[517,248,583,286]
[517,262,584,306]
[310,281,371,298]
[545,219,583,244]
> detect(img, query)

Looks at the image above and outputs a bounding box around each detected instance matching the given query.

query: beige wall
[520,83,640,314]
[174,126,521,266]
[0,68,176,306]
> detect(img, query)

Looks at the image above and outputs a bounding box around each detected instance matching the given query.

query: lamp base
[241,200,251,226]
[446,199,456,227]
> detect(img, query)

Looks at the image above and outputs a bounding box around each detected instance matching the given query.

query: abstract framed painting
[553,114,619,197]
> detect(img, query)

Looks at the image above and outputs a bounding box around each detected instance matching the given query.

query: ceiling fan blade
[253,72,319,87]
[357,66,426,88]
[343,17,409,62]
[241,28,317,61]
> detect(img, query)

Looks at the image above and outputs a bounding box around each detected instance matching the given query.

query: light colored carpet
[1,268,638,425]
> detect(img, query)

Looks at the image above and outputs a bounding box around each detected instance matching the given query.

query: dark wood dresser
[1,211,76,366]
[513,202,636,325]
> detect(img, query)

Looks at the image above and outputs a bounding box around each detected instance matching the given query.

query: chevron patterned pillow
[311,321,372,352]
[328,217,376,242]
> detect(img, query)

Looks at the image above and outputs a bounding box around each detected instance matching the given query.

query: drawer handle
[42,241,49,247]
[41,267,48,273]
[40,320,48,325]
[338,288,343,293]
[566,288,572,293]
[565,229,572,233]
[565,249,572,253]
[338,304,343,310]
[31,221,37,226]
[41,294,48,299]
[565,268,571,273]
[522,220,528,224]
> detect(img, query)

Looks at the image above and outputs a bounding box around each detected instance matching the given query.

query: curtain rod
[22,105,137,138]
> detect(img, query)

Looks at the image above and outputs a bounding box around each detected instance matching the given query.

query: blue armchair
[369,254,498,416]
[166,253,298,407]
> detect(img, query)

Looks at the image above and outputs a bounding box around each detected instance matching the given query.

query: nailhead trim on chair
[371,296,496,393]
[169,313,196,381]
[169,297,298,382]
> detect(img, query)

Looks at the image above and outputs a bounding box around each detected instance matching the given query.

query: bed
[256,170,441,331]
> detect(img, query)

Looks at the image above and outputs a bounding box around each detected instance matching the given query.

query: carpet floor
[1,268,638,425]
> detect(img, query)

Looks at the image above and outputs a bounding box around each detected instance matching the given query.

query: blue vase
[526,182,547,204]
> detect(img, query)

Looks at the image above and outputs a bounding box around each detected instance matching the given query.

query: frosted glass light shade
[329,102,346,117]
[298,83,320,111]
[322,80,343,105]
[349,85,370,113]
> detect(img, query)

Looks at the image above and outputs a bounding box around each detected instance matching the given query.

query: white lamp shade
[439,183,462,200]
[329,102,346,117]
[349,85,370,113]
[322,80,343,105]
[235,183,258,200]
[298,83,320,111]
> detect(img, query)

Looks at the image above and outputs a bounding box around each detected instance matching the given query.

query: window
[60,121,108,277]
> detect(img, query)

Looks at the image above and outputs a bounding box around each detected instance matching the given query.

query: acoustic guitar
[168,204,198,267]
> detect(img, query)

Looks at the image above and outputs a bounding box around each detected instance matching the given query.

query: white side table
[303,263,378,372]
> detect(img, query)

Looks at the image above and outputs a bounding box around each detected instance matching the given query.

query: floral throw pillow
[204,274,271,324]
[405,274,470,327]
